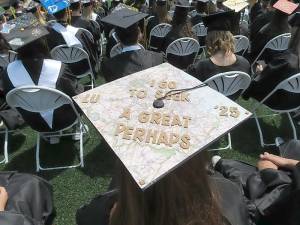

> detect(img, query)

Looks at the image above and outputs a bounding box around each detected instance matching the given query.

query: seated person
[146,0,172,51]
[0,172,54,225]
[46,6,98,76]
[101,8,164,82]
[76,150,250,225]
[1,15,83,134]
[250,0,297,64]
[187,11,250,99]
[214,138,300,225]
[69,0,101,41]
[243,12,300,110]
[162,0,197,69]
[190,0,217,26]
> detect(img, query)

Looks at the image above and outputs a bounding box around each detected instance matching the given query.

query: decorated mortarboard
[39,0,70,14]
[272,0,298,15]
[202,10,235,32]
[289,12,300,27]
[101,7,147,29]
[0,12,49,50]
[73,63,251,189]
[222,0,248,12]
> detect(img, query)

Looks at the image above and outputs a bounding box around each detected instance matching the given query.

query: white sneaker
[211,155,222,168]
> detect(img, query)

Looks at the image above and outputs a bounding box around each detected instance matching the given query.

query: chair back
[204,71,251,97]
[50,45,90,64]
[110,43,145,58]
[0,51,17,68]
[90,20,101,39]
[78,28,95,43]
[6,86,76,113]
[148,23,172,50]
[251,33,291,75]
[192,23,207,38]
[234,35,249,55]
[166,37,200,56]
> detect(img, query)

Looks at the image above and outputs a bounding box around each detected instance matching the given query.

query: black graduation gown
[249,2,264,25]
[0,172,54,225]
[71,16,101,42]
[102,49,164,82]
[46,22,98,76]
[75,175,251,225]
[2,59,83,132]
[243,51,300,110]
[215,141,300,225]
[250,11,290,64]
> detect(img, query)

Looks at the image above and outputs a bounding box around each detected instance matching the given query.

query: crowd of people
[0,0,300,224]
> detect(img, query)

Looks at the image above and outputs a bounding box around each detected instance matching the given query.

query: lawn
[0,76,298,225]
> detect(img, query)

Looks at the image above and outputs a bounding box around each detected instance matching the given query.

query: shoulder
[236,55,250,66]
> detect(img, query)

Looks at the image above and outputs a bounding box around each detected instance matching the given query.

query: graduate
[190,0,216,26]
[0,13,83,138]
[250,0,298,64]
[243,12,300,110]
[0,172,54,225]
[69,0,101,41]
[101,8,164,82]
[43,0,98,77]
[187,10,250,99]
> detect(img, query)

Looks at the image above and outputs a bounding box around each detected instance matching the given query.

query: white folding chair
[0,50,18,68]
[234,35,250,56]
[251,33,291,75]
[50,44,95,89]
[0,122,9,164]
[148,23,172,51]
[191,23,207,41]
[204,71,252,151]
[166,37,200,66]
[6,86,88,172]
[252,73,300,147]
[110,43,145,58]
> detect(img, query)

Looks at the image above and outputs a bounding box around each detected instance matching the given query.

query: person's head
[53,8,68,21]
[155,0,171,23]
[70,1,81,13]
[82,2,93,19]
[115,23,140,46]
[206,30,235,56]
[17,37,50,60]
[110,151,223,225]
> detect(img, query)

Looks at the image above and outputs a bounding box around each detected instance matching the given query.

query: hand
[260,152,299,169]
[0,186,8,211]
[256,64,264,73]
[257,159,278,171]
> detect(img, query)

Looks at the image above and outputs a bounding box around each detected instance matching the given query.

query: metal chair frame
[110,43,145,58]
[234,35,250,56]
[148,23,172,51]
[204,71,252,151]
[6,86,88,172]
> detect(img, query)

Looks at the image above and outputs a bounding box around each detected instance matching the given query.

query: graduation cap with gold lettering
[101,7,147,29]
[0,12,49,50]
[73,63,251,189]
[222,0,249,12]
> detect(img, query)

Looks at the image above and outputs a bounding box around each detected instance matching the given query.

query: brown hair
[206,31,235,56]
[155,2,172,24]
[110,151,224,225]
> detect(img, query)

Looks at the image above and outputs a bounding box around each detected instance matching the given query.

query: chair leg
[90,74,94,89]
[287,112,297,140]
[0,128,9,164]
[208,132,232,151]
[80,123,84,168]
[254,112,276,147]
[36,133,41,172]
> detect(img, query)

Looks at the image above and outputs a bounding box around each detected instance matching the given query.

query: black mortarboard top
[156,0,167,6]
[289,12,300,27]
[0,13,49,50]
[101,7,148,29]
[202,10,235,32]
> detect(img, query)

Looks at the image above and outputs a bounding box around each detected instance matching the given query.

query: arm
[0,187,8,211]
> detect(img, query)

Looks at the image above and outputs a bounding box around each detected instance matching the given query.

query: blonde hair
[206,31,235,56]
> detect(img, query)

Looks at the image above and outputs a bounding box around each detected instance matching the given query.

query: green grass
[0,76,298,225]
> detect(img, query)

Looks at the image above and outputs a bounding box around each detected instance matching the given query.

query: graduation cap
[289,12,300,27]
[156,0,167,6]
[272,0,298,15]
[222,0,249,12]
[24,0,40,13]
[101,7,147,29]
[39,0,70,14]
[202,10,235,32]
[0,12,49,50]
[175,0,191,7]
[73,63,251,189]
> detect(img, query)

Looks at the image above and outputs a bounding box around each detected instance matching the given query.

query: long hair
[155,2,171,24]
[171,8,194,38]
[205,31,235,56]
[82,3,93,20]
[110,151,224,225]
